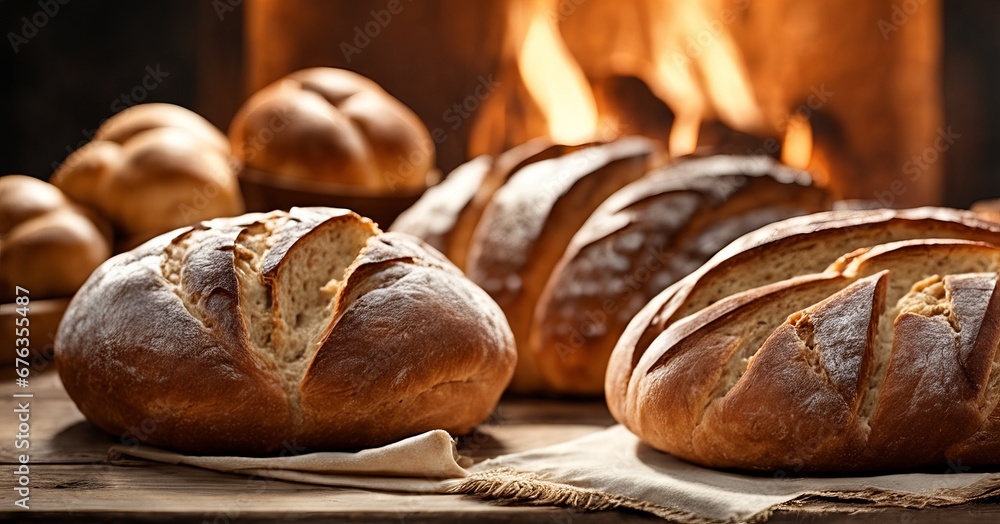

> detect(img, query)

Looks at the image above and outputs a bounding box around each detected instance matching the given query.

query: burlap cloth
[111,425,1000,523]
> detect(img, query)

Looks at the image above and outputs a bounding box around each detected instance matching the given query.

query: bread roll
[531,156,831,394]
[51,104,244,248]
[55,207,515,454]
[609,208,1000,471]
[0,175,111,302]
[229,68,434,192]
[971,198,1000,224]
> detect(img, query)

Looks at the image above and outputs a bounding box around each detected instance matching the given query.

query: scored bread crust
[388,154,493,267]
[608,207,1000,421]
[530,156,831,395]
[55,207,515,455]
[390,139,597,271]
[465,138,656,392]
[610,207,1000,471]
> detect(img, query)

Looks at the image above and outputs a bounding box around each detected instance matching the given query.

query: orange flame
[517,0,599,144]
[644,0,766,154]
[781,114,813,169]
[475,0,784,160]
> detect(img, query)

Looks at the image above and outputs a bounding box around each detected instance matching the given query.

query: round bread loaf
[0,175,111,302]
[609,207,1000,471]
[51,103,244,249]
[229,68,434,191]
[55,207,516,454]
[972,198,1000,224]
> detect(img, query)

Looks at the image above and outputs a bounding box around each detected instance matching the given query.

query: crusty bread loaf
[609,208,1000,471]
[391,139,593,270]
[55,207,516,454]
[531,156,831,394]
[51,104,244,249]
[229,68,434,192]
[0,175,111,301]
[466,138,657,391]
[394,145,835,394]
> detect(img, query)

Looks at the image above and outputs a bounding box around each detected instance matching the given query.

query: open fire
[246,0,943,206]
[462,0,940,204]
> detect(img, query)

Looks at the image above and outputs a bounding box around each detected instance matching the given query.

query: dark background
[1,0,998,207]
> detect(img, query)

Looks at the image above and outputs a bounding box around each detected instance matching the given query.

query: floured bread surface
[531,156,830,395]
[612,207,1000,471]
[466,138,655,392]
[55,207,516,455]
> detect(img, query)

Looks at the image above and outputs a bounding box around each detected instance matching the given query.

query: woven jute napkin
[111,425,1000,523]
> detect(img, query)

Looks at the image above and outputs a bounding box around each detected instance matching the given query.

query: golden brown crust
[466,138,656,392]
[611,208,1000,471]
[55,208,515,454]
[0,175,111,301]
[94,103,230,154]
[607,207,1000,423]
[395,148,837,396]
[388,155,492,264]
[531,156,831,395]
[51,104,244,245]
[229,68,434,191]
[389,139,598,270]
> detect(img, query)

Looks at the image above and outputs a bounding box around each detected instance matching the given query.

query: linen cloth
[111,425,1000,523]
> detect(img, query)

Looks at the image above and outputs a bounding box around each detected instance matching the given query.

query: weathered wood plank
[0,371,614,465]
[2,463,997,523]
[1,463,660,522]
[2,370,998,523]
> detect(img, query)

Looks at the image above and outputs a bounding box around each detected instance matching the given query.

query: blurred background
[2,0,998,207]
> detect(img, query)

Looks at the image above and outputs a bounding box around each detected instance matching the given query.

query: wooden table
[2,370,998,523]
